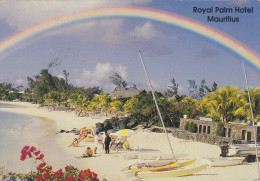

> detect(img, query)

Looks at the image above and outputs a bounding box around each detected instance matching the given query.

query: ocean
[0,103,59,173]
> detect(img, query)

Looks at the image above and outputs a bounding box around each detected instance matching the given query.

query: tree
[198,80,207,99]
[63,70,69,84]
[188,80,217,100]
[27,69,56,103]
[44,91,61,108]
[205,86,240,123]
[88,93,113,114]
[216,122,225,137]
[205,82,218,92]
[123,97,139,114]
[75,95,88,116]
[110,100,123,112]
[184,122,189,131]
[188,80,198,99]
[188,121,197,133]
[166,78,178,98]
[109,73,127,88]
[235,88,260,121]
[0,82,14,100]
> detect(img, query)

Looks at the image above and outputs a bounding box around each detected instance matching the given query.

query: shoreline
[0,101,259,180]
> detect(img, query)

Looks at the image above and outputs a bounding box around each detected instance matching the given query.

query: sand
[0,101,259,181]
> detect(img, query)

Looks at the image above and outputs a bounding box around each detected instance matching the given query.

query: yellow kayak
[135,164,207,179]
[130,158,196,172]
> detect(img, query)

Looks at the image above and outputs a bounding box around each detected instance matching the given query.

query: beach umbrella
[115,129,135,136]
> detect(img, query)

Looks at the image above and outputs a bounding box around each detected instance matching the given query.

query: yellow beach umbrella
[115,129,135,136]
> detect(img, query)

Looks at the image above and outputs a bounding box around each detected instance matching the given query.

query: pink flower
[36,175,42,181]
[65,165,69,172]
[29,146,36,152]
[52,169,63,179]
[36,154,44,160]
[64,175,74,181]
[92,172,98,180]
[43,172,50,180]
[37,162,46,171]
[20,154,26,161]
[34,150,41,156]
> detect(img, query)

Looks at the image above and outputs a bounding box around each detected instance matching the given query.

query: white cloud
[16,79,25,85]
[0,0,151,30]
[71,62,128,92]
[128,22,160,40]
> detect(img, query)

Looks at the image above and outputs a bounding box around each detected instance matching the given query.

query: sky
[0,0,259,95]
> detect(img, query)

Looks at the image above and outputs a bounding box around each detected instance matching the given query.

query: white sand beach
[0,101,259,181]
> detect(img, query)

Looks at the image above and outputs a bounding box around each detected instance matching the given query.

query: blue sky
[0,0,259,95]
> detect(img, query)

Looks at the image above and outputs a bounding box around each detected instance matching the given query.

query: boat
[134,51,207,178]
[135,164,207,179]
[202,157,244,167]
[129,158,196,172]
[138,152,187,160]
[226,144,260,157]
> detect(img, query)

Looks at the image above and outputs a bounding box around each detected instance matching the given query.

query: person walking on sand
[94,132,99,154]
[104,133,111,154]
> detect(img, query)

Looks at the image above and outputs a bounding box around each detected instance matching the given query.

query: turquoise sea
[0,103,60,173]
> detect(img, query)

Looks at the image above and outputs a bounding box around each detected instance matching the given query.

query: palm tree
[205,86,240,123]
[235,88,260,121]
[75,95,88,116]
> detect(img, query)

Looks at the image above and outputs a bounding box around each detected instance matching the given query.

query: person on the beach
[82,147,93,158]
[94,132,99,154]
[114,136,126,150]
[102,132,106,150]
[69,138,79,147]
[77,130,88,145]
[104,133,111,154]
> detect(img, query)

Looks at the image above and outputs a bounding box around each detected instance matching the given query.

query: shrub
[188,121,197,133]
[212,116,220,122]
[1,145,100,181]
[216,122,225,137]
[184,122,189,131]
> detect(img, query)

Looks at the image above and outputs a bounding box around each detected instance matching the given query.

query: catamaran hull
[138,153,187,160]
[202,157,244,167]
[135,164,207,179]
[130,158,196,172]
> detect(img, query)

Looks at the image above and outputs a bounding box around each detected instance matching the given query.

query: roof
[111,87,143,99]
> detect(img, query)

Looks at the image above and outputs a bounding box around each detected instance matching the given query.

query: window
[242,130,246,140]
[203,125,206,134]
[228,128,231,137]
[207,126,211,134]
[199,125,202,133]
[223,128,227,137]
[247,132,252,141]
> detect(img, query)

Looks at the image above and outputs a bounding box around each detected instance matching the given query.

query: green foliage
[184,122,189,131]
[109,72,127,88]
[184,121,197,133]
[188,79,209,100]
[212,116,220,122]
[204,86,240,123]
[216,122,225,137]
[165,78,178,99]
[235,88,260,121]
[188,121,197,133]
[123,91,176,126]
[0,82,18,100]
[2,145,100,181]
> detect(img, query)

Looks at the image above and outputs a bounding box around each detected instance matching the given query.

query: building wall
[178,118,257,144]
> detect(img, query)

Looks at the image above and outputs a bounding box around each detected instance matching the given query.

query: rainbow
[0,6,260,71]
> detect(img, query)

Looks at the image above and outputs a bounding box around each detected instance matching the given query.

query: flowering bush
[1,145,100,181]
